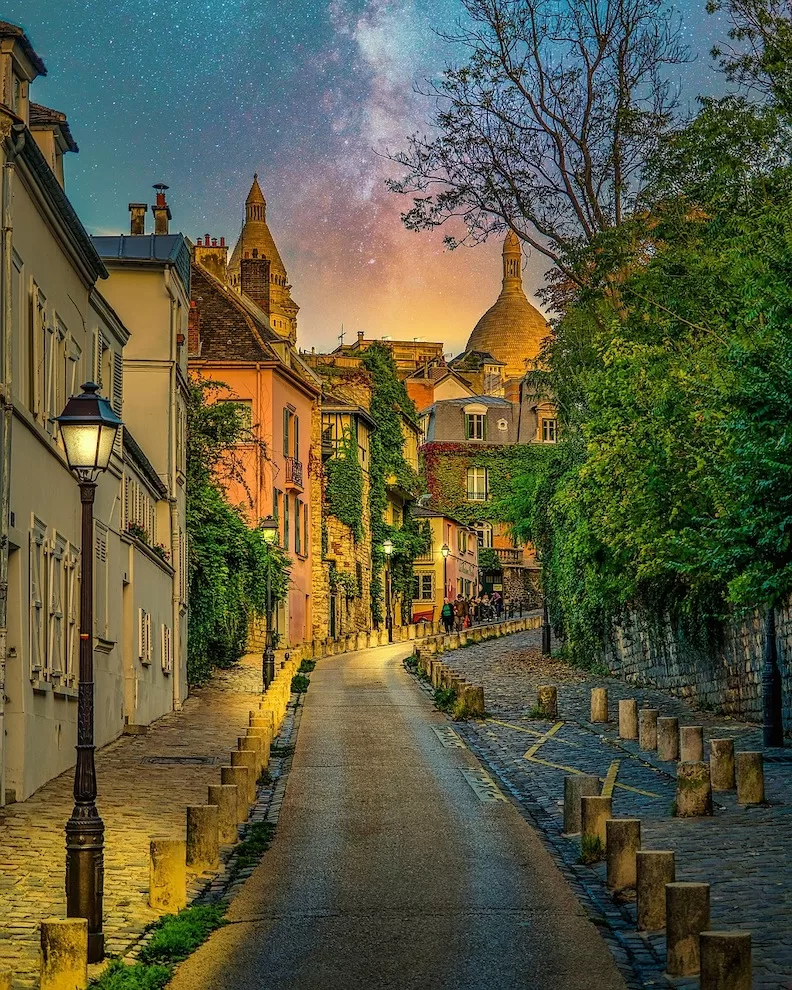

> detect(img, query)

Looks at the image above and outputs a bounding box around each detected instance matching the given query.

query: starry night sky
[8,1,727,354]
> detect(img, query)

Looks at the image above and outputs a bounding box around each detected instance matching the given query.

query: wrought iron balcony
[286,456,304,490]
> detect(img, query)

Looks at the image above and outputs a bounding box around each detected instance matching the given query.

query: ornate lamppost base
[65,805,105,962]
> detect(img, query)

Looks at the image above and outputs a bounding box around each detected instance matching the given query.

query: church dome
[465,232,549,379]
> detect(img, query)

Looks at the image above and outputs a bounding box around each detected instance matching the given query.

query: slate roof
[190,263,280,362]
[92,234,191,296]
[0,21,47,75]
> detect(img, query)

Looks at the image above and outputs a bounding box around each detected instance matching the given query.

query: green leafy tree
[186,378,289,684]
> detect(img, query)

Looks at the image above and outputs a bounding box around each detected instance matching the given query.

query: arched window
[473,522,493,548]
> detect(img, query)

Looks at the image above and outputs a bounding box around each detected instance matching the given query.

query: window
[29,519,47,677]
[294,415,300,461]
[473,522,493,548]
[413,572,434,601]
[284,494,290,550]
[94,521,109,640]
[31,284,46,418]
[283,407,292,457]
[303,503,309,555]
[65,547,79,681]
[161,624,173,674]
[138,608,152,664]
[124,474,157,544]
[467,466,489,501]
[295,499,302,555]
[223,399,252,431]
[465,413,486,440]
[48,535,66,677]
[542,418,558,443]
[457,529,468,554]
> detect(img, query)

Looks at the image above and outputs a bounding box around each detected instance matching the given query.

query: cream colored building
[0,22,185,802]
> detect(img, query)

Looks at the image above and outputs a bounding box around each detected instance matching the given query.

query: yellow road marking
[601,760,620,797]
[523,754,661,797]
[489,718,582,748]
[524,721,565,759]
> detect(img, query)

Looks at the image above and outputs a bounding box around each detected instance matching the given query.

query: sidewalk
[431,629,792,988]
[0,655,266,987]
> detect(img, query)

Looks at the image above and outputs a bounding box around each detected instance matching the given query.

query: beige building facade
[0,23,185,802]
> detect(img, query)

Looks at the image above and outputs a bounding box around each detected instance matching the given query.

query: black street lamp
[260,515,280,690]
[56,382,123,963]
[383,538,394,642]
[441,543,450,602]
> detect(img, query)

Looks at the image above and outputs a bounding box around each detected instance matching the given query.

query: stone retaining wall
[604,606,792,727]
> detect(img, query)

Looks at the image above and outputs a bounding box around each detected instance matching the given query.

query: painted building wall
[411,515,478,622]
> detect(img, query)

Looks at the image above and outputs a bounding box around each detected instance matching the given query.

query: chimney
[152,183,171,235]
[129,203,147,235]
[357,331,364,343]
[194,232,229,283]
[240,255,271,316]
[188,300,201,357]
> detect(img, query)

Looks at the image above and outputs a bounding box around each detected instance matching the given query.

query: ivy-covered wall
[422,442,552,528]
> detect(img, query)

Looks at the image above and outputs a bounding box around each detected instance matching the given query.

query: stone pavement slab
[429,629,792,988]
[0,656,266,987]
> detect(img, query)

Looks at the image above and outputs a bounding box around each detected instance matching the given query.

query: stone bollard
[709,739,736,792]
[591,687,608,722]
[149,837,187,912]
[221,766,251,823]
[675,761,713,817]
[462,685,485,716]
[638,709,659,750]
[657,716,680,761]
[239,735,263,774]
[679,725,704,762]
[736,752,765,805]
[618,699,638,740]
[581,795,613,848]
[537,685,558,719]
[700,931,751,990]
[606,818,641,891]
[186,805,219,872]
[40,919,87,990]
[208,784,238,845]
[636,850,675,931]
[563,774,600,835]
[665,882,710,977]
[231,750,258,805]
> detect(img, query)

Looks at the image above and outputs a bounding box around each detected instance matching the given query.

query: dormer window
[463,402,489,441]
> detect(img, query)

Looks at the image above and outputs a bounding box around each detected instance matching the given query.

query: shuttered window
[29,519,47,676]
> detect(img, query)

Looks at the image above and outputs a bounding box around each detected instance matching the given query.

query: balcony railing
[467,489,489,502]
[414,546,435,564]
[286,457,304,489]
[495,547,524,566]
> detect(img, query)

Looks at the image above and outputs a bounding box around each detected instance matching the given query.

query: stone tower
[228,174,299,343]
[465,231,549,379]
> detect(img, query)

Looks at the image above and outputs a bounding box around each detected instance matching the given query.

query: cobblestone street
[0,656,267,987]
[429,629,792,988]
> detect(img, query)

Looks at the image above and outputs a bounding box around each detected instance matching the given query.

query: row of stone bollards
[555,684,757,988]
[413,651,485,716]
[32,657,299,990]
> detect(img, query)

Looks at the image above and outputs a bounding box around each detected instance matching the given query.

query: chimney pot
[220,236,225,247]
[205,234,211,246]
[358,331,364,341]
[152,183,171,235]
[212,238,217,246]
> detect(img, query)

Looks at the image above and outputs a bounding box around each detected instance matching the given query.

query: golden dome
[465,232,549,379]
[229,174,287,277]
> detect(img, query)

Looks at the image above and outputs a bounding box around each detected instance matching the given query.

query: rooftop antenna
[338,324,345,346]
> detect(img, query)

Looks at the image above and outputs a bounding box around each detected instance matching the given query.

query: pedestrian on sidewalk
[441,598,454,634]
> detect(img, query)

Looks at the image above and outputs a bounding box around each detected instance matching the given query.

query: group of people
[440,590,503,633]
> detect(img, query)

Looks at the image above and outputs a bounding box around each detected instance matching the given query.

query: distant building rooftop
[92,234,191,295]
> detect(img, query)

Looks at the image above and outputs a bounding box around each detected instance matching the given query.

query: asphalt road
[169,644,627,990]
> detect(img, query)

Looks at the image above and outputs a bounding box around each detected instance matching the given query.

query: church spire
[245,173,267,222]
[502,230,522,291]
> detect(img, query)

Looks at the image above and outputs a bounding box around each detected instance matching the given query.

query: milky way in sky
[8,0,728,354]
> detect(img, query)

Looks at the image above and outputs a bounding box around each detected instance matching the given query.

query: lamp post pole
[441,543,450,602]
[260,516,279,690]
[762,606,784,747]
[56,381,124,965]
[382,538,394,642]
[65,477,104,962]
[541,595,552,657]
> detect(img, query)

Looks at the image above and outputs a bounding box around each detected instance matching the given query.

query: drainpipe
[0,126,24,805]
[164,270,182,710]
